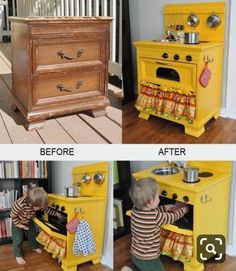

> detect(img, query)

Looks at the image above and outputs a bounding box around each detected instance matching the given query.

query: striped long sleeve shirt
[10,196,57,226]
[130,205,185,260]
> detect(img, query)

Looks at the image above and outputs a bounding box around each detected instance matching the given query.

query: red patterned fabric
[66,216,80,234]
[199,63,211,87]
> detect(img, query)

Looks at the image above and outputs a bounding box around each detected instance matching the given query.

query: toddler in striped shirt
[10,187,61,265]
[121,177,189,271]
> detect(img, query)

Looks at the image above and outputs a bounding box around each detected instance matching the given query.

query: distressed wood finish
[9,17,112,130]
[0,42,122,144]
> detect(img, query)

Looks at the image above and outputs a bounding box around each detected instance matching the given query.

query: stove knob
[162,53,168,59]
[183,196,189,203]
[174,54,180,61]
[186,55,192,62]
[161,190,167,196]
[61,206,65,212]
[172,193,178,200]
[55,204,59,210]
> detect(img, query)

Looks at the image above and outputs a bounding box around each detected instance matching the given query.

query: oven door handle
[156,61,172,66]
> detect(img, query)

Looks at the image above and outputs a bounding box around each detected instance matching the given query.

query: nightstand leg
[183,261,204,271]
[214,111,220,119]
[11,101,19,112]
[92,258,101,264]
[138,111,150,120]
[184,126,205,138]
[25,120,45,131]
[89,108,107,117]
[61,263,77,271]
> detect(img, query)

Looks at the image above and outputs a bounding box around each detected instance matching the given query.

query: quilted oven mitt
[199,62,211,87]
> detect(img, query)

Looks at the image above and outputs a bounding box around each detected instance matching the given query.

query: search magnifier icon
[206,244,217,254]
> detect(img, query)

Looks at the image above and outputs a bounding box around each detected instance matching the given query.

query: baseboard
[220,108,236,119]
[226,244,236,256]
[101,255,113,269]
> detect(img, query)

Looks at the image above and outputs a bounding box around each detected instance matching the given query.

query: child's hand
[169,201,189,213]
[182,206,189,214]
[17,224,29,230]
[56,212,63,219]
[164,204,175,211]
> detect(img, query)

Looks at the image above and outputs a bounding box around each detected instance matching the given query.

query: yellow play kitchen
[33,162,109,271]
[134,2,225,137]
[131,161,232,271]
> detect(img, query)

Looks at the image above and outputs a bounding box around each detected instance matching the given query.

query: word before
[40,148,75,156]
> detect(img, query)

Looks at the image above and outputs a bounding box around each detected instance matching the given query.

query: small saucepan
[184,32,199,44]
[183,167,199,183]
[65,186,79,197]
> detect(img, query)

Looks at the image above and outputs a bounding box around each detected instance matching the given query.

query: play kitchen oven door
[139,57,197,93]
[34,210,67,240]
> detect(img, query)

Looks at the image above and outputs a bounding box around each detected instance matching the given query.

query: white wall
[129,0,231,113]
[224,0,236,119]
[51,161,113,269]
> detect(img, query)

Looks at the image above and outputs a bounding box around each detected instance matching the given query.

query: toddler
[121,177,189,271]
[10,187,61,265]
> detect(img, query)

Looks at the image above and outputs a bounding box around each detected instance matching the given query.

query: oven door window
[156,67,180,82]
[140,58,197,92]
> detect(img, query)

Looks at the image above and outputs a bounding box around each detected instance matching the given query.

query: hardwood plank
[123,102,236,143]
[114,234,236,271]
[0,114,12,143]
[0,43,12,63]
[0,49,12,90]
[36,119,76,144]
[79,113,122,143]
[0,53,11,72]
[0,79,43,144]
[56,115,108,144]
[0,241,111,271]
[106,106,122,126]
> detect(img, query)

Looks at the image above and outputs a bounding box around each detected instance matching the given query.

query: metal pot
[183,167,199,183]
[207,14,221,28]
[184,32,199,44]
[187,14,199,27]
[65,186,79,197]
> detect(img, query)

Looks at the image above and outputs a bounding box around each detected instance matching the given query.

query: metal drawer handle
[57,49,84,60]
[56,81,83,92]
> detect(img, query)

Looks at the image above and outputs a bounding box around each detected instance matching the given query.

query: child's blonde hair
[129,177,159,209]
[26,187,48,208]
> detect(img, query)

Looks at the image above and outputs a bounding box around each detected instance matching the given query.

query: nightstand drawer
[32,69,105,107]
[33,37,106,73]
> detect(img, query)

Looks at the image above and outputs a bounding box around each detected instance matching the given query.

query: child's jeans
[132,255,166,271]
[12,220,38,257]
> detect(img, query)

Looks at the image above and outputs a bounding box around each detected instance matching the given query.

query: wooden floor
[0,241,111,271]
[123,102,236,143]
[0,42,122,144]
[114,234,236,271]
